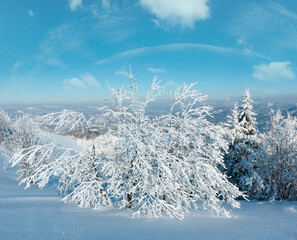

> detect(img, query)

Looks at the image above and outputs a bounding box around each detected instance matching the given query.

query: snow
[0,151,296,240]
[48,132,83,151]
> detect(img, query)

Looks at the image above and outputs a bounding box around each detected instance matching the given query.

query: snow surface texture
[1,153,296,239]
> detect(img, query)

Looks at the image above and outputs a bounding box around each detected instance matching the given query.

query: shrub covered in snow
[259,110,297,200]
[9,72,243,219]
[0,109,11,144]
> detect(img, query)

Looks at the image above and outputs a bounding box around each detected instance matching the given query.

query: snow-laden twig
[38,110,91,134]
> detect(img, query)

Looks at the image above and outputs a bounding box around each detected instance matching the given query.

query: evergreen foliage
[238,89,257,137]
[224,90,262,199]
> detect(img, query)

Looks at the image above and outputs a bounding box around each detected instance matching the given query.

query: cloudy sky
[1,0,297,104]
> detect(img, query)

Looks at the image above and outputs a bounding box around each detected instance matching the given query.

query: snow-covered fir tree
[259,110,297,200]
[226,102,241,143]
[238,89,257,137]
[225,137,263,199]
[224,90,262,199]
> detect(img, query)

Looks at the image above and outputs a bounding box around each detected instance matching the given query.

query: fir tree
[226,102,241,143]
[225,137,263,199]
[238,89,257,137]
[225,90,262,199]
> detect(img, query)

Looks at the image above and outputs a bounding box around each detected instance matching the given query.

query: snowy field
[0,136,296,240]
[1,163,296,239]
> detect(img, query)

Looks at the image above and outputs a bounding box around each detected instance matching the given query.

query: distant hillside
[1,101,296,133]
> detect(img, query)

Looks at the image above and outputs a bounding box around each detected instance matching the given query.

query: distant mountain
[1,100,296,133]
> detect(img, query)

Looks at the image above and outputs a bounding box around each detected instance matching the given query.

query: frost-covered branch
[259,110,297,200]
[38,110,91,135]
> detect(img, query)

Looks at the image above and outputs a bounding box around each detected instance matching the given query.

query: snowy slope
[0,135,296,240]
[48,132,83,151]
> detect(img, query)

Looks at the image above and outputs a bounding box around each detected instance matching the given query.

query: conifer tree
[238,89,257,138]
[225,90,262,199]
[226,102,241,143]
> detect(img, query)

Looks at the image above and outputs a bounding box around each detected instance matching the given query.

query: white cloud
[29,10,34,17]
[63,78,86,89]
[80,72,100,88]
[12,61,23,69]
[229,1,297,49]
[63,72,100,89]
[139,0,210,28]
[45,58,63,66]
[147,67,166,73]
[270,2,297,20]
[115,70,130,77]
[252,61,295,81]
[69,0,82,11]
[152,19,160,27]
[237,38,254,55]
[95,43,269,65]
[101,0,110,9]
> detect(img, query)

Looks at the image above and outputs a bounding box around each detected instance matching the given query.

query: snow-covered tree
[239,89,257,138]
[8,115,51,181]
[0,109,12,167]
[38,109,109,138]
[10,71,243,219]
[224,90,262,199]
[226,102,241,143]
[0,109,11,144]
[259,110,297,200]
[103,74,242,218]
[163,83,243,217]
[38,110,91,136]
[11,110,113,207]
[11,142,112,207]
[225,137,263,199]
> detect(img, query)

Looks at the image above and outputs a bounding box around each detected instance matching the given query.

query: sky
[0,0,297,104]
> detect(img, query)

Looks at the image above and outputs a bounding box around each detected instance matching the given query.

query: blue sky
[1,0,297,104]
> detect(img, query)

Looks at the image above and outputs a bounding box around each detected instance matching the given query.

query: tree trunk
[127,193,132,208]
